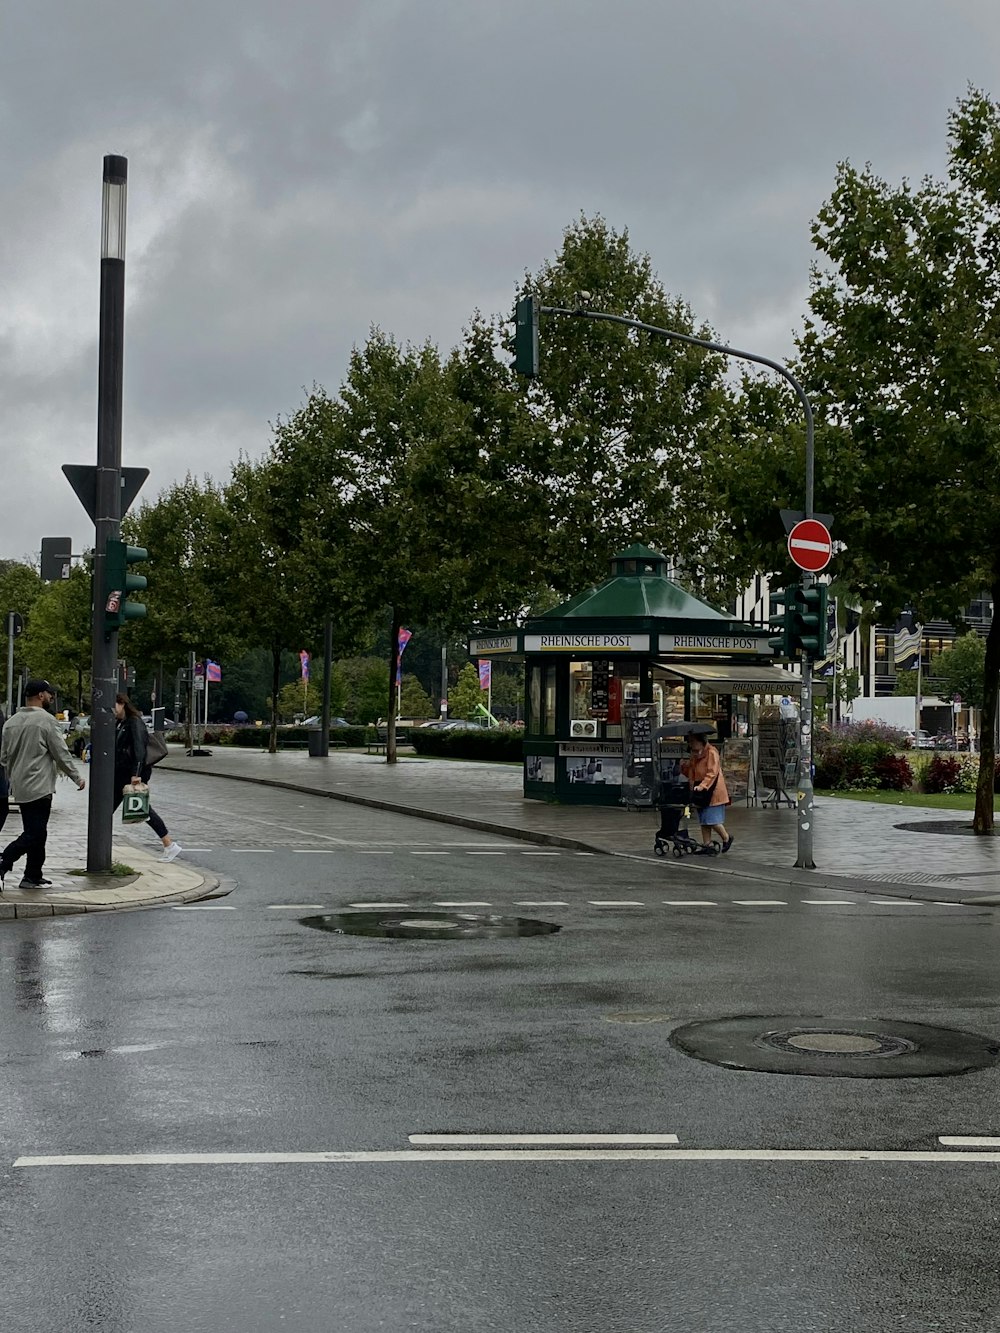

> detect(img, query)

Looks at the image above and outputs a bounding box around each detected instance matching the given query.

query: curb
[0,868,228,920]
[163,760,996,907]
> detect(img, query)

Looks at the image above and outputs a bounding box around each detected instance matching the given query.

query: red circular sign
[787,519,832,572]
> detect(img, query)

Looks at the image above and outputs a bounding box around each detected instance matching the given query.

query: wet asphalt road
[3,771,1000,1332]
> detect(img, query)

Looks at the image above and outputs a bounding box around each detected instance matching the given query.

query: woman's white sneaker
[160,843,182,862]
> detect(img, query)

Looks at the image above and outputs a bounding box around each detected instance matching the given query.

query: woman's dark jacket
[115,714,149,779]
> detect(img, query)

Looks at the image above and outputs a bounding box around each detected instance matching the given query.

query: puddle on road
[299,911,560,941]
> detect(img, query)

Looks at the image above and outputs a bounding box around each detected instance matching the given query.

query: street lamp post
[527,300,819,868]
[87,155,129,874]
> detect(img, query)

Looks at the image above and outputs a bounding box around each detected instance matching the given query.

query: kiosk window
[527,663,557,736]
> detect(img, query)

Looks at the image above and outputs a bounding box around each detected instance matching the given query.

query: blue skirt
[697,804,726,826]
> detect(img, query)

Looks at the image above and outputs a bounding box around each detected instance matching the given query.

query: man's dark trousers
[1,796,53,882]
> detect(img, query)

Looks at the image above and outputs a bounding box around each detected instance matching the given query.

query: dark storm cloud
[2,0,999,558]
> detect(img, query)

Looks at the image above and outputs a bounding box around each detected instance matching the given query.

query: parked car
[300,716,350,727]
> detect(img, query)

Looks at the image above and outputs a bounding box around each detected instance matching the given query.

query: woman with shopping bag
[114,694,182,862]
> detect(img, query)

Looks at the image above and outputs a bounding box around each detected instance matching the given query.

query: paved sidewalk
[0,780,224,920]
[162,747,1000,904]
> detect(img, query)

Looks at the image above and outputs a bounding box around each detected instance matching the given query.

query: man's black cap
[24,679,55,698]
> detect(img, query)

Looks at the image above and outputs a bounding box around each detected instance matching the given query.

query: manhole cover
[893,820,990,837]
[756,1029,915,1058]
[300,911,560,940]
[670,1015,1000,1078]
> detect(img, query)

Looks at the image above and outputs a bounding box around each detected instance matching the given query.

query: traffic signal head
[513,294,539,377]
[791,583,828,659]
[767,586,794,658]
[104,538,148,631]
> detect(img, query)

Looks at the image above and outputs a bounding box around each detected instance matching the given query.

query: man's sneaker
[19,877,53,889]
[160,843,182,863]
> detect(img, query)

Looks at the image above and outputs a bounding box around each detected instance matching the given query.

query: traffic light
[104,538,148,631]
[791,583,829,659]
[513,294,539,376]
[767,586,794,658]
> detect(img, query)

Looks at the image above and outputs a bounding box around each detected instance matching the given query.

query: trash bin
[307,728,326,758]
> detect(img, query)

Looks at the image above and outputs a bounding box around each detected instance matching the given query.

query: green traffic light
[104,538,149,629]
[514,294,539,377]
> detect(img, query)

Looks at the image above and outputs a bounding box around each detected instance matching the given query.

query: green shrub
[410,726,523,762]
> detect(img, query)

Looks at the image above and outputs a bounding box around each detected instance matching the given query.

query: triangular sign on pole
[63,465,149,523]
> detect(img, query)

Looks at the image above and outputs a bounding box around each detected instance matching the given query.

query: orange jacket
[680,743,730,807]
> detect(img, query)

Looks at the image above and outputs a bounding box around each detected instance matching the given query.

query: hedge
[409,727,523,762]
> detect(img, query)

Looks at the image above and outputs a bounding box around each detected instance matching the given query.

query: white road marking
[231,849,274,853]
[408,1134,680,1145]
[870,899,924,906]
[515,901,569,907]
[17,1148,1000,1167]
[521,852,560,856]
[354,851,394,855]
[435,901,492,907]
[267,904,325,910]
[662,900,718,907]
[347,902,411,909]
[589,900,645,907]
[939,1137,1000,1148]
[293,850,335,854]
[171,905,236,911]
[466,852,507,856]
[575,852,595,856]
[411,851,451,856]
[177,848,213,852]
[802,900,855,905]
[734,900,787,906]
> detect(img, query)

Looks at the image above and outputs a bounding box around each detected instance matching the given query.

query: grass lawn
[816,789,996,811]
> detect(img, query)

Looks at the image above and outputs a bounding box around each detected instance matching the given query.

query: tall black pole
[319,619,333,756]
[87,155,128,874]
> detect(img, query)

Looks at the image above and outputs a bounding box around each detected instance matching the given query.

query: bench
[367,727,389,755]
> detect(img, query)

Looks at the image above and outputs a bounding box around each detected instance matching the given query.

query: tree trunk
[973,581,999,835]
[269,646,281,755]
[386,608,400,764]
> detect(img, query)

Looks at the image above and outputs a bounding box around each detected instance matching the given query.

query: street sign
[788,518,833,572]
[7,612,24,637]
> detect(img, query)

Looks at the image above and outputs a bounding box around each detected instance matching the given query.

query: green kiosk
[469,544,811,807]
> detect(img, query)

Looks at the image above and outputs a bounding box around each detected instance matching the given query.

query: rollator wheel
[672,845,684,859]
[654,841,665,857]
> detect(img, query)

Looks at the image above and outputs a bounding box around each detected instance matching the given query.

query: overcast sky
[2,0,999,562]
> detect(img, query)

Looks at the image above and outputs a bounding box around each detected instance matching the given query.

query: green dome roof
[534,545,731,625]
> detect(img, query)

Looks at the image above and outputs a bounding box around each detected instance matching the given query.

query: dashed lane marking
[409,1134,680,1145]
[347,902,412,909]
[939,1137,1000,1148]
[435,900,492,907]
[521,852,561,856]
[411,851,451,856]
[267,904,325,910]
[733,900,788,906]
[515,901,569,907]
[466,852,507,856]
[171,905,236,911]
[588,900,646,907]
[662,900,718,907]
[292,849,336,854]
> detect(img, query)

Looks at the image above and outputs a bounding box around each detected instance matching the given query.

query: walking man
[0,679,86,890]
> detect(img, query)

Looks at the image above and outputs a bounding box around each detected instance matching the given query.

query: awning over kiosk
[655,662,826,696]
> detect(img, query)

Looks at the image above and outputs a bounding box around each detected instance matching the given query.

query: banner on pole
[206,660,222,683]
[396,628,412,684]
[299,651,310,682]
[478,659,492,690]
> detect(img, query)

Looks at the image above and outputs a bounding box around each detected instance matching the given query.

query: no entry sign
[787,518,832,572]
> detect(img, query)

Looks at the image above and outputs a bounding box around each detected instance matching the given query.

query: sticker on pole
[787,519,832,572]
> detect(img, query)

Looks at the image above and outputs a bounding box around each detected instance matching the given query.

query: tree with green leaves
[930,634,986,712]
[793,89,1000,832]
[448,662,484,720]
[271,335,534,761]
[398,675,433,719]
[0,560,43,701]
[515,215,735,598]
[21,566,92,709]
